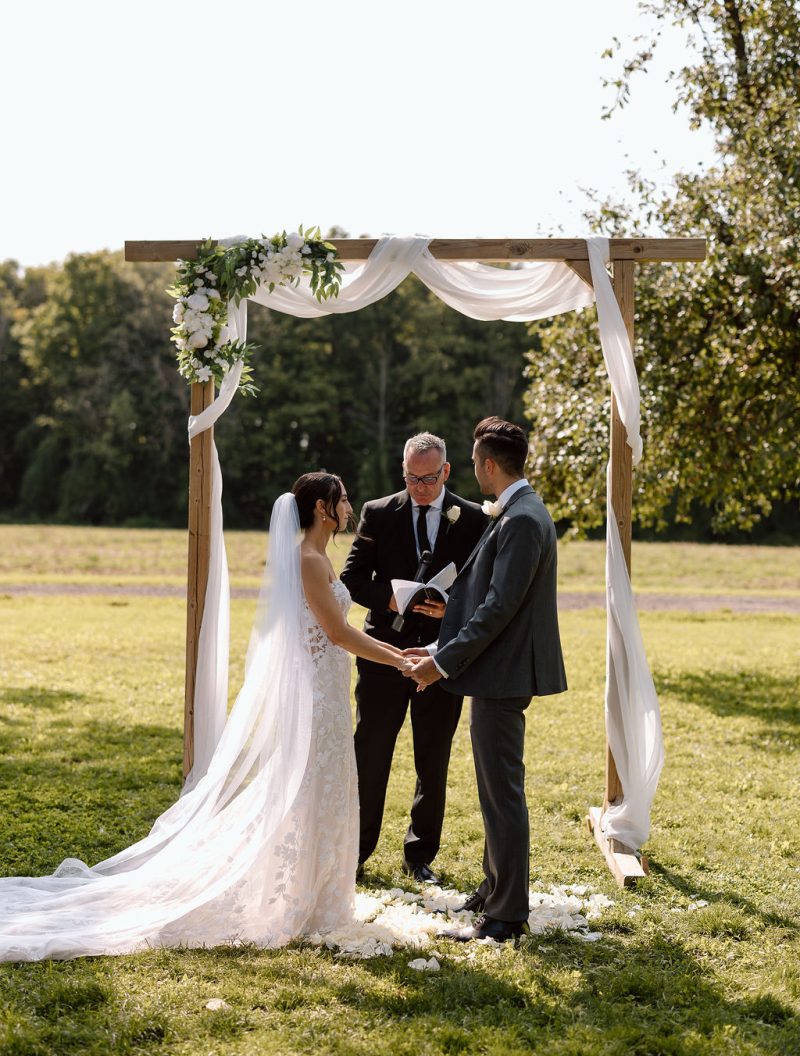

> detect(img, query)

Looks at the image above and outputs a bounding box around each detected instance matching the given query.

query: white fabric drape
[190,235,663,850]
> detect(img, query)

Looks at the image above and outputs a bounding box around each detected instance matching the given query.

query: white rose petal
[446,506,461,523]
[481,500,503,519]
[204,998,229,1011]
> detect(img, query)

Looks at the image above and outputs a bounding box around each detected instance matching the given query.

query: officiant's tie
[416,505,431,567]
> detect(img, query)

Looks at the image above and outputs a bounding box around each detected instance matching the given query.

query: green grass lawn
[1,536,798,1055]
[1,524,798,595]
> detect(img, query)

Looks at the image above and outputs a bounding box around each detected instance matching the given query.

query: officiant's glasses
[403,465,445,486]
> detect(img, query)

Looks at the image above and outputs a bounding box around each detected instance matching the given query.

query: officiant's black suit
[341,488,486,867]
[435,484,567,922]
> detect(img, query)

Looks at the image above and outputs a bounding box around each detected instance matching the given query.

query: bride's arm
[302,554,407,669]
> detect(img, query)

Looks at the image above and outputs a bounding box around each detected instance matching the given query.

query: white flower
[326,251,335,262]
[193,277,205,287]
[217,325,231,345]
[481,500,503,519]
[301,244,312,255]
[195,365,213,383]
[445,506,461,524]
[187,292,210,312]
[189,331,209,349]
[206,287,221,299]
[286,231,304,250]
[172,303,185,323]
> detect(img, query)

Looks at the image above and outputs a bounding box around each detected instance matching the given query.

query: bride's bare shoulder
[300,547,333,583]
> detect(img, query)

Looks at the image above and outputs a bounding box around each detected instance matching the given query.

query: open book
[390,562,457,617]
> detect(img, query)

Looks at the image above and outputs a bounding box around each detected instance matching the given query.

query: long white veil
[0,494,314,962]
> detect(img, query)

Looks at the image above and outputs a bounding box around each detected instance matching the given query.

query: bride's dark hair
[291,472,351,537]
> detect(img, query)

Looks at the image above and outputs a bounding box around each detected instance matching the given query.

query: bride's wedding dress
[0,496,359,962]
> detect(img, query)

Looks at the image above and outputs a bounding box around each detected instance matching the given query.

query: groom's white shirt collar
[497,478,529,509]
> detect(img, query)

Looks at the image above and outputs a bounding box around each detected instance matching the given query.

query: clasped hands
[399,649,442,690]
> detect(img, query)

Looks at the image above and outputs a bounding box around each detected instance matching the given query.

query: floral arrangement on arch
[168,226,343,395]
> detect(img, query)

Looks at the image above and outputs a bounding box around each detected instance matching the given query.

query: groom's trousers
[354,659,462,866]
[470,695,532,923]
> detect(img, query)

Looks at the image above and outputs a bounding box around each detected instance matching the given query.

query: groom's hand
[402,648,430,658]
[409,656,443,690]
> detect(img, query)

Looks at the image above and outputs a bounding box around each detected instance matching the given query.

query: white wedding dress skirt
[0,579,359,961]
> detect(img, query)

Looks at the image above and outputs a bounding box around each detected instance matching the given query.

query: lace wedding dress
[0,497,359,962]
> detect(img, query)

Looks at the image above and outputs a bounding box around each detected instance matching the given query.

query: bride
[0,472,408,962]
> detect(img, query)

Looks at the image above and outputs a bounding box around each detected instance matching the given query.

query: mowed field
[0,526,798,1056]
[1,524,800,595]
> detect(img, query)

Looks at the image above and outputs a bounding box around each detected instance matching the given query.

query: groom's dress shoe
[458,891,485,913]
[402,860,440,885]
[444,914,530,944]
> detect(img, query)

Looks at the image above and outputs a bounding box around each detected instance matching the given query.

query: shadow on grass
[654,668,800,744]
[0,687,89,726]
[2,929,797,1056]
[650,860,798,937]
[0,685,182,874]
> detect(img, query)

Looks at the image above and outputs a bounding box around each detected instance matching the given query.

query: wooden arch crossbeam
[125,236,706,886]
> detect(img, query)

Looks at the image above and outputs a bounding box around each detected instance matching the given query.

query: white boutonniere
[443,505,461,525]
[481,500,503,519]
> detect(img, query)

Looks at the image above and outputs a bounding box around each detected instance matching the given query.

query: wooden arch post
[125,236,706,878]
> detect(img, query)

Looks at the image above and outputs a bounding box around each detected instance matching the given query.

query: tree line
[0,253,533,528]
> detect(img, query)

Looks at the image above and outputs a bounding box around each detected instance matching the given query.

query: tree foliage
[1,253,531,527]
[524,0,799,534]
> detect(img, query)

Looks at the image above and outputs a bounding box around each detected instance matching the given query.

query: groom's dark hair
[473,417,529,476]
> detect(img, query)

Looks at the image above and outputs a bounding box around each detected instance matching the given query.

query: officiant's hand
[412,599,446,619]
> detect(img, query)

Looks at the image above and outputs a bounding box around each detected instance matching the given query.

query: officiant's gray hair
[403,432,447,464]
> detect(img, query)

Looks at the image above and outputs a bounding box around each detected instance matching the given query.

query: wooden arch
[125,236,707,885]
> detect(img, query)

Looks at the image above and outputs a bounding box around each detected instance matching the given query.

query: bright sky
[1,0,715,268]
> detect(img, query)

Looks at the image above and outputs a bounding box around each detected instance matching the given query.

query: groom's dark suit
[434,483,567,921]
[341,488,486,867]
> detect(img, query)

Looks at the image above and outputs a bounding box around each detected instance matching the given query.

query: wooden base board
[587,806,649,888]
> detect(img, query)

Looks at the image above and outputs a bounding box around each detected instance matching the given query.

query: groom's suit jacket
[435,484,567,699]
[341,487,487,649]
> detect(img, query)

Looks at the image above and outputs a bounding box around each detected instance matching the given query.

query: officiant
[341,432,486,882]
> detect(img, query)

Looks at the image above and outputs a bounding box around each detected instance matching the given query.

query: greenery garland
[167,226,343,396]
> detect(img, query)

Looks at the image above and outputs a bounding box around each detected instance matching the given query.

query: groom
[341,432,486,882]
[406,416,567,942]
